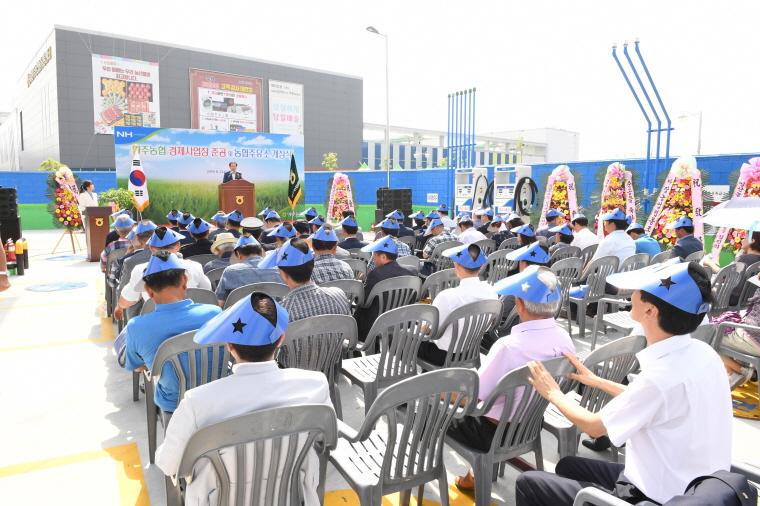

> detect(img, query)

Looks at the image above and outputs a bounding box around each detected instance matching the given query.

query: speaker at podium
[218,180,256,217]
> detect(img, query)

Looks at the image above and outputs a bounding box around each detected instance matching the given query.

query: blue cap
[127,230,136,241]
[378,218,400,230]
[265,211,281,220]
[505,213,521,222]
[607,261,711,314]
[665,216,693,229]
[545,208,565,218]
[436,204,450,213]
[194,292,289,346]
[166,210,181,221]
[300,206,318,218]
[444,243,487,269]
[258,206,274,216]
[410,211,425,220]
[511,224,535,237]
[177,213,195,225]
[111,210,129,217]
[226,210,244,222]
[456,212,470,220]
[361,237,399,255]
[491,215,505,224]
[211,211,228,223]
[600,209,628,222]
[235,235,260,249]
[267,224,297,238]
[147,227,183,247]
[187,218,211,234]
[258,239,315,269]
[571,213,586,221]
[507,242,550,264]
[425,218,444,235]
[136,252,187,292]
[339,216,358,227]
[386,210,405,220]
[494,265,560,304]
[113,214,136,228]
[426,210,441,219]
[308,216,326,227]
[310,225,339,242]
[549,224,573,236]
[134,220,157,234]
[480,208,495,217]
[626,222,644,232]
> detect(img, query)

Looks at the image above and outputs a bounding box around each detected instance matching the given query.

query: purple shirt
[478,317,575,421]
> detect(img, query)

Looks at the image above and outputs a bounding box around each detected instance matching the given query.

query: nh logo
[116,131,133,137]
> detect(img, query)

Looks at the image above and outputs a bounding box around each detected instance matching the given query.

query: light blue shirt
[215,256,284,301]
[125,299,223,412]
[634,234,661,259]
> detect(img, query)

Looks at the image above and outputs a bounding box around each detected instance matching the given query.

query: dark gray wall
[54,28,363,170]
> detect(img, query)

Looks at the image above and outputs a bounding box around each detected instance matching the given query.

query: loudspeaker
[0,216,22,243]
[0,188,18,219]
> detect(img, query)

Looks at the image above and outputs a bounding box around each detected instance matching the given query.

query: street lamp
[678,111,702,155]
[367,26,390,186]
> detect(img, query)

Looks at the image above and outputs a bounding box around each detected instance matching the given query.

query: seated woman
[511,223,537,247]
[548,224,574,255]
[704,231,760,307]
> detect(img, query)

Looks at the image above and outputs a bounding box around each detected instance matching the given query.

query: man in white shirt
[118,227,211,310]
[155,292,332,506]
[456,218,488,245]
[589,208,636,266]
[517,261,731,506]
[569,213,599,252]
[417,243,497,366]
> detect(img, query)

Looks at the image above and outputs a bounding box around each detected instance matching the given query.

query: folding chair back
[579,244,598,267]
[649,249,674,265]
[582,256,620,300]
[397,255,420,275]
[618,252,650,273]
[205,267,225,290]
[186,287,220,306]
[472,238,496,257]
[397,235,417,250]
[320,279,364,311]
[185,253,217,266]
[362,276,421,314]
[428,240,462,272]
[711,263,744,317]
[551,257,584,330]
[167,405,337,506]
[549,246,581,266]
[479,249,512,285]
[492,304,520,341]
[691,323,716,346]
[547,236,557,247]
[225,282,290,308]
[356,250,372,263]
[732,260,760,310]
[105,248,128,316]
[342,258,367,280]
[419,268,459,302]
[498,237,520,251]
[683,250,705,262]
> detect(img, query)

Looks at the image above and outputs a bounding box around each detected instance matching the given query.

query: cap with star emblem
[234,235,260,249]
[177,212,195,225]
[506,241,550,264]
[491,215,505,224]
[134,219,157,234]
[511,224,536,237]
[378,217,400,230]
[265,211,281,221]
[665,216,694,229]
[424,218,445,235]
[187,218,211,234]
[267,223,297,238]
[300,206,319,218]
[436,204,449,213]
[386,210,405,220]
[226,210,245,222]
[258,206,274,216]
[147,226,184,247]
[505,213,521,222]
[360,237,399,255]
[494,265,560,303]
[339,216,358,227]
[308,216,326,227]
[571,212,586,222]
[134,251,187,292]
[310,225,339,242]
[600,208,629,222]
[258,239,315,269]
[606,261,711,314]
[549,224,573,236]
[480,207,495,217]
[545,208,565,218]
[426,210,441,219]
[456,212,471,220]
[626,222,645,233]
[443,243,487,269]
[193,292,290,346]
[410,211,426,220]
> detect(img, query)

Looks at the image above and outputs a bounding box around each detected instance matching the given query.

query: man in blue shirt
[626,222,661,259]
[215,236,283,306]
[667,216,704,260]
[125,252,222,415]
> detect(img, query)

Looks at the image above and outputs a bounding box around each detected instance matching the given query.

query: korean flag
[129,150,150,212]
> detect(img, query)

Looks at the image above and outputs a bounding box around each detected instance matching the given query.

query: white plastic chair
[320,279,364,314]
[185,253,217,266]
[710,263,744,318]
[225,282,290,309]
[472,238,496,257]
[343,258,368,280]
[479,249,513,285]
[498,237,520,251]
[551,257,584,334]
[396,255,421,275]
[419,268,459,303]
[205,267,225,290]
[549,245,581,266]
[649,249,674,265]
[568,256,619,339]
[731,260,760,311]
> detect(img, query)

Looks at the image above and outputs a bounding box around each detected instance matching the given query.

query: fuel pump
[488,164,537,216]
[454,167,489,214]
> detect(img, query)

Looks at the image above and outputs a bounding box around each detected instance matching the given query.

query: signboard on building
[92,55,160,135]
[268,80,303,135]
[189,69,263,132]
[27,47,52,87]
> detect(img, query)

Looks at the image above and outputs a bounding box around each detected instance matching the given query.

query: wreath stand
[52,229,81,254]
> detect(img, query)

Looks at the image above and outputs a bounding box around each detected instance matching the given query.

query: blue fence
[0,171,117,204]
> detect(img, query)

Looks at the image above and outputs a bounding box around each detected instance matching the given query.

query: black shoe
[582,435,611,451]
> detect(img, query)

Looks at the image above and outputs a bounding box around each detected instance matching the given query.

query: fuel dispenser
[454,167,489,214]
[490,164,535,215]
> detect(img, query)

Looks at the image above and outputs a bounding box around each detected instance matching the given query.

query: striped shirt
[367,236,412,270]
[280,282,351,323]
[311,254,354,284]
[102,238,131,286]
[423,229,458,257]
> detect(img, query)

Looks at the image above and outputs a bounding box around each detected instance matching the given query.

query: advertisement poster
[269,80,304,135]
[92,55,160,134]
[114,127,304,222]
[189,69,263,132]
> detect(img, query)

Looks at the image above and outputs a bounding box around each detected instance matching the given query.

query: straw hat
[210,232,238,255]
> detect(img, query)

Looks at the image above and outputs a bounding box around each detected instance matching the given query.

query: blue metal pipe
[471,89,476,167]
[463,90,469,169]
[447,94,451,172]
[635,41,673,172]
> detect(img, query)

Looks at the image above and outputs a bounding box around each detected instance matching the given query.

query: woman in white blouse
[77,180,97,231]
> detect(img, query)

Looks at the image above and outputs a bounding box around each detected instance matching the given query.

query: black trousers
[515,456,655,506]
[446,415,499,452]
[417,341,448,367]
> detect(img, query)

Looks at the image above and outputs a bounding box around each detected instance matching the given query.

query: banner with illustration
[269,81,304,135]
[114,127,304,222]
[712,157,760,257]
[189,69,263,132]
[539,165,578,228]
[595,162,636,238]
[645,155,704,246]
[92,54,160,134]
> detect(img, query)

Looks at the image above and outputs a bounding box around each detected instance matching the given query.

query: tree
[98,188,135,214]
[322,152,338,171]
[39,158,67,172]
[437,157,448,168]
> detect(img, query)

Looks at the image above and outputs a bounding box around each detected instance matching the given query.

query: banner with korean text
[92,55,160,134]
[114,127,304,222]
[189,69,263,132]
[269,80,304,135]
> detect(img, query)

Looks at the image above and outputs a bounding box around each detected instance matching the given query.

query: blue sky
[115,128,304,183]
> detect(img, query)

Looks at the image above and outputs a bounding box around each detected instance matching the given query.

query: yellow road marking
[0,443,149,506]
[9,278,101,286]
[0,318,115,352]
[0,299,100,310]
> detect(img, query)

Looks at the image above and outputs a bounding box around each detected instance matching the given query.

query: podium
[218,180,256,217]
[85,206,113,261]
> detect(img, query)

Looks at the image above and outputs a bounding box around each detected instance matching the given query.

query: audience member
[706,231,760,306]
[260,238,350,322]
[225,210,244,237]
[260,211,281,244]
[300,206,319,221]
[536,209,564,239]
[590,209,635,265]
[114,220,157,320]
[166,209,181,232]
[511,223,537,247]
[266,222,297,251]
[476,208,494,234]
[207,211,229,241]
[667,216,704,260]
[422,218,457,259]
[310,225,354,284]
[176,212,196,245]
[569,213,598,251]
[418,244,497,366]
[448,266,574,491]
[471,208,484,228]
[457,218,488,244]
[337,216,368,250]
[713,284,760,389]
[367,218,413,270]
[105,210,131,248]
[180,219,213,257]
[387,210,415,237]
[215,236,283,306]
[293,220,312,239]
[258,206,275,219]
[204,233,236,273]
[307,215,327,235]
[548,224,574,255]
[626,222,660,259]
[240,216,274,252]
[506,213,525,230]
[436,204,457,227]
[155,292,331,506]
[101,214,134,278]
[124,252,222,418]
[516,262,729,506]
[410,211,426,232]
[490,216,515,247]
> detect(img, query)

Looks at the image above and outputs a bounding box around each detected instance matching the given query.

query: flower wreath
[44,166,83,230]
[712,157,760,256]
[326,172,356,222]
[539,165,578,228]
[594,162,636,238]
